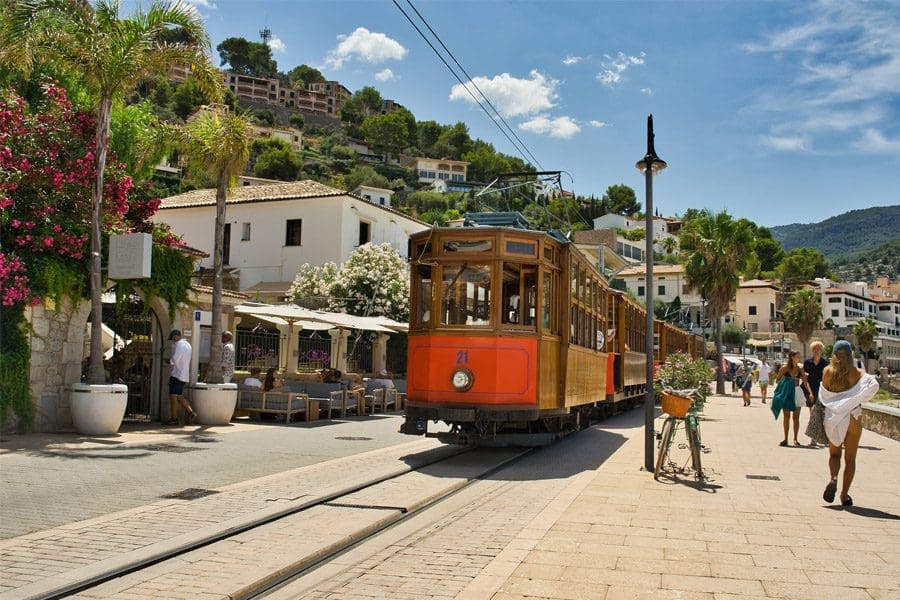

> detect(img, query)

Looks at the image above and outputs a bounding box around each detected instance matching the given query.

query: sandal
[823,479,837,503]
[165,418,179,426]
[779,440,788,447]
[841,496,853,507]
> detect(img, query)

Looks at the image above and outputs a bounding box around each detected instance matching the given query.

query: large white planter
[69,383,128,435]
[189,383,238,426]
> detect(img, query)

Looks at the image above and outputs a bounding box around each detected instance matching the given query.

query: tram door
[99,295,163,422]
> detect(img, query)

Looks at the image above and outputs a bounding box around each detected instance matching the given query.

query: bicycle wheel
[686,415,703,479]
[654,417,676,480]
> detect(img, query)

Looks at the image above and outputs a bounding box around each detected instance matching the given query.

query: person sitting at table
[365,368,395,396]
[263,368,291,392]
[242,367,264,389]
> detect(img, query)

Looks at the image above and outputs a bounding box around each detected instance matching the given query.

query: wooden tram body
[400,226,698,445]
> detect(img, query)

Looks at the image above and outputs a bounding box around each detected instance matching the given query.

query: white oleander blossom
[289,262,338,309]
[329,243,409,322]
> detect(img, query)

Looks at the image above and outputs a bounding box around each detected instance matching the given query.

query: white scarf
[818,374,878,446]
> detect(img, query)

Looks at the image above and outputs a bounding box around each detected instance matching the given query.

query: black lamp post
[635,114,667,472]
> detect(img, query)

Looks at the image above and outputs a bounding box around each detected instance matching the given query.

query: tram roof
[463,211,531,229]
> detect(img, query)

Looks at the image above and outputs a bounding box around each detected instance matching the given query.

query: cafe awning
[235,303,405,333]
[747,339,776,347]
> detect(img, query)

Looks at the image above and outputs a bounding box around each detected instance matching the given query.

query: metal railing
[236,329,282,371]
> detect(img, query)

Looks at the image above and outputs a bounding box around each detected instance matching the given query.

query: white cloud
[640,88,653,95]
[519,115,581,139]
[589,120,607,128]
[326,27,407,69]
[852,129,900,153]
[562,55,583,66]
[449,70,558,118]
[597,51,645,87]
[761,135,811,152]
[744,1,900,154]
[267,37,286,53]
[184,0,215,9]
[375,68,395,82]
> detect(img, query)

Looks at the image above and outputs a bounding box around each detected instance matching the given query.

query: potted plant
[180,109,252,426]
[655,351,713,412]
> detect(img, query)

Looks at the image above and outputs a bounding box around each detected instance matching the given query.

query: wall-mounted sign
[108,233,152,279]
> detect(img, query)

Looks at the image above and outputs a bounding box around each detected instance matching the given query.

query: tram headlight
[451,368,474,391]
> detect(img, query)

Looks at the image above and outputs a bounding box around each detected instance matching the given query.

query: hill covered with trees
[770,205,900,262]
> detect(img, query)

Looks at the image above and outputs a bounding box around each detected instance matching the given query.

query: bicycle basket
[661,391,693,418]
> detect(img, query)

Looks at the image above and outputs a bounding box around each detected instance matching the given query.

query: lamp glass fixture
[635,158,668,175]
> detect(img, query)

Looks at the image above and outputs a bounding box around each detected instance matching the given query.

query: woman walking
[819,340,879,507]
[803,341,829,446]
[772,351,811,446]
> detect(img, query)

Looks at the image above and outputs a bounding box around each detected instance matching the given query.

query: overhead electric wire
[400,0,544,171]
[392,0,545,171]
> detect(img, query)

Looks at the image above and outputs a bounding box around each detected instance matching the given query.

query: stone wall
[861,403,900,442]
[22,298,91,432]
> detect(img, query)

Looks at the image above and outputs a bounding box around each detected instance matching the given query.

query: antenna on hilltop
[259,26,272,44]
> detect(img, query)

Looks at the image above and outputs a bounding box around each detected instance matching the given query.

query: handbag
[805,401,828,445]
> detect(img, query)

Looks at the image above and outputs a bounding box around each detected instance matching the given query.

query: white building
[614,264,704,327]
[352,185,394,208]
[153,180,429,296]
[591,213,682,254]
[734,279,781,333]
[410,157,468,184]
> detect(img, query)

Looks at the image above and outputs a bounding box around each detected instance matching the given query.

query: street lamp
[635,114,667,473]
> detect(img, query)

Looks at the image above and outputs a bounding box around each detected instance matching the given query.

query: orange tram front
[399,226,700,445]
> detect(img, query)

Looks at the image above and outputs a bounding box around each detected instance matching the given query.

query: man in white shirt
[222,331,235,383]
[167,330,197,425]
[757,356,772,404]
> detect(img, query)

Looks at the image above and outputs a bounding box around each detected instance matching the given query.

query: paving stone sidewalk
[457,392,900,600]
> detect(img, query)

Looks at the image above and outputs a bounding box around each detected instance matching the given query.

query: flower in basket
[654,352,713,406]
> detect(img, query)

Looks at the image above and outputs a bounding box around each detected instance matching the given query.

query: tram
[399,224,700,445]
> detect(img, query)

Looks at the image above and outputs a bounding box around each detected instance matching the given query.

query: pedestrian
[803,341,829,446]
[757,356,771,404]
[222,330,235,384]
[730,361,737,392]
[819,340,879,507]
[166,330,197,425]
[741,370,753,406]
[772,350,811,446]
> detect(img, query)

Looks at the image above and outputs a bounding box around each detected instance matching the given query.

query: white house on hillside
[615,264,704,327]
[352,185,394,208]
[592,213,681,256]
[153,180,429,298]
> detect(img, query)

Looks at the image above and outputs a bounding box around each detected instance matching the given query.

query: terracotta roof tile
[159,180,346,209]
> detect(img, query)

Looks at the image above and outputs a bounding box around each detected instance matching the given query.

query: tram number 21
[456,351,469,365]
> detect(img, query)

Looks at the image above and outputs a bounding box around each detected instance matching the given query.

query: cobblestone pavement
[0,415,413,539]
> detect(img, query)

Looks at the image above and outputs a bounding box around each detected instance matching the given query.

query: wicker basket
[661,391,693,418]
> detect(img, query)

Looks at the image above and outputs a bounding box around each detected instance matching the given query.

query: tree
[783,288,821,358]
[853,317,878,371]
[341,86,383,125]
[180,110,252,383]
[661,236,678,255]
[722,323,750,349]
[216,36,277,78]
[680,210,754,394]
[289,113,305,131]
[344,166,391,192]
[286,64,325,89]
[253,141,301,180]
[360,112,409,161]
[778,247,830,289]
[602,184,639,216]
[417,120,442,156]
[289,262,338,309]
[754,237,784,273]
[329,243,409,321]
[434,122,472,160]
[171,77,210,120]
[1,0,222,384]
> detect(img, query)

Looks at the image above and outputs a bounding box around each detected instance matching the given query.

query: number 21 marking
[456,351,468,364]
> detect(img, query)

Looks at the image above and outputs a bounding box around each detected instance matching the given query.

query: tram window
[443,239,492,253]
[441,264,491,326]
[571,265,578,300]
[544,247,553,261]
[502,263,522,324]
[413,241,432,260]
[416,264,433,326]
[523,268,537,326]
[542,272,552,330]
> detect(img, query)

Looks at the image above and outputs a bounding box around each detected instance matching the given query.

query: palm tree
[661,236,678,255]
[0,0,221,384]
[680,210,754,394]
[180,109,251,383]
[853,316,878,373]
[783,288,821,359]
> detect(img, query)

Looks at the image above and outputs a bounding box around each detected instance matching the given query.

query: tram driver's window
[416,264,432,326]
[502,263,522,324]
[441,264,491,326]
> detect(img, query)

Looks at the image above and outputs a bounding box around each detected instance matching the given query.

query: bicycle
[654,388,704,480]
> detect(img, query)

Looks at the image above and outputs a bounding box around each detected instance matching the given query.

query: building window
[285,219,302,246]
[637,286,645,297]
[658,285,665,296]
[359,220,370,246]
[831,309,839,317]
[241,222,251,241]
[223,223,231,265]
[749,306,757,316]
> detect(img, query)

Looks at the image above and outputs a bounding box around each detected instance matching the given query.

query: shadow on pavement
[825,505,900,520]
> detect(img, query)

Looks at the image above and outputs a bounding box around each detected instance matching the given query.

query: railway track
[62,445,531,600]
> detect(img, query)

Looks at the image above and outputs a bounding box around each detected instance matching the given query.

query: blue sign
[195,311,201,321]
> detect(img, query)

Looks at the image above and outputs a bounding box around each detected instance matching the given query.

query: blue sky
[176,0,899,228]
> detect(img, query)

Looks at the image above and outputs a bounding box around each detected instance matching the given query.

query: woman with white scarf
[819,340,879,507]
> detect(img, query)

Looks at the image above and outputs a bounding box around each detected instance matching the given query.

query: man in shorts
[757,356,771,404]
[167,330,197,425]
